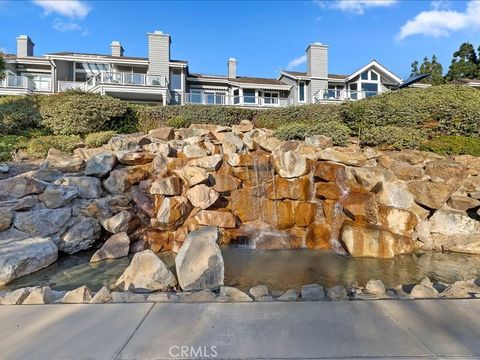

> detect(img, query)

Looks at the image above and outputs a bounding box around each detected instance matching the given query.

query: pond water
[3,247,480,292]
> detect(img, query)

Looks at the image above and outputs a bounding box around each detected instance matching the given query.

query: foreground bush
[359,126,426,150]
[84,131,117,147]
[0,96,41,135]
[135,105,256,132]
[23,135,83,158]
[38,91,128,135]
[420,136,480,156]
[275,121,350,146]
[255,104,343,129]
[343,85,480,137]
[0,135,28,161]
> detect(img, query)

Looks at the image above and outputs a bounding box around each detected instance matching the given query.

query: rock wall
[2,120,480,284]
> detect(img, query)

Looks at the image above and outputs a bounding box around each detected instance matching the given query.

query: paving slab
[379,299,480,358]
[0,303,153,360]
[118,302,433,359]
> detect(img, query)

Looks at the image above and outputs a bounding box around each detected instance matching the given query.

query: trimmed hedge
[38,91,129,135]
[275,121,350,146]
[342,85,480,137]
[0,96,41,135]
[359,126,426,150]
[84,130,117,147]
[420,135,480,156]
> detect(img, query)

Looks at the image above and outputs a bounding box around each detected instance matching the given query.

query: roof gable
[346,60,402,84]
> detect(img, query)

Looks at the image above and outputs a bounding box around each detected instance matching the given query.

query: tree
[0,53,5,81]
[446,42,478,81]
[419,56,432,83]
[410,60,419,77]
[430,55,445,85]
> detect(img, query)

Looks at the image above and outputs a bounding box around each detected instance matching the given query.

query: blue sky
[1,0,480,80]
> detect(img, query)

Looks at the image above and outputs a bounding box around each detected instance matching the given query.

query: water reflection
[2,247,480,292]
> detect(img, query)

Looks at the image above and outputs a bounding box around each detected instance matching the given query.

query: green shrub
[0,96,41,135]
[343,85,480,137]
[165,116,190,129]
[23,135,83,158]
[103,106,138,134]
[275,121,350,146]
[255,104,344,129]
[38,91,129,135]
[84,131,117,147]
[420,135,480,156]
[0,135,28,161]
[359,126,426,150]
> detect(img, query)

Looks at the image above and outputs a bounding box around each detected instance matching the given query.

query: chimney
[227,57,237,79]
[306,42,328,78]
[147,30,171,81]
[110,41,124,57]
[16,35,34,57]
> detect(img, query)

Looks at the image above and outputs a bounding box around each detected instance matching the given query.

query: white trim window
[298,81,306,102]
[359,70,380,98]
[263,91,279,105]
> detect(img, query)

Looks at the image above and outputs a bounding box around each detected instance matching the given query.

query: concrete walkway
[0,300,480,359]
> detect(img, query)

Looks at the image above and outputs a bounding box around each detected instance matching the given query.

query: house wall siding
[148,32,170,83]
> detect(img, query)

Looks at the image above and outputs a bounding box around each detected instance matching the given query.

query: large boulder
[341,221,414,258]
[114,249,177,292]
[13,208,71,237]
[0,176,45,201]
[155,196,192,230]
[186,184,219,209]
[0,237,58,285]
[407,180,457,210]
[117,151,155,166]
[148,127,175,141]
[214,132,245,154]
[41,185,78,209]
[101,210,140,234]
[175,226,224,291]
[61,286,93,303]
[85,152,117,177]
[46,149,84,172]
[317,149,367,167]
[90,232,130,262]
[150,176,182,196]
[61,176,103,199]
[195,210,237,228]
[351,167,395,190]
[59,217,101,254]
[266,176,310,201]
[375,182,415,209]
[272,149,308,179]
[103,167,149,194]
[187,155,223,171]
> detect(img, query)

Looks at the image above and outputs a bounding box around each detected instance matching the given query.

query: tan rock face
[267,176,311,201]
[144,228,174,252]
[148,127,175,141]
[378,206,418,237]
[305,222,332,250]
[408,180,456,210]
[317,149,367,167]
[195,210,237,228]
[316,182,345,200]
[342,191,378,225]
[261,200,295,230]
[425,160,466,181]
[118,152,155,165]
[293,201,317,227]
[150,176,182,196]
[186,184,219,209]
[341,221,414,258]
[178,166,210,187]
[210,173,241,193]
[90,232,130,262]
[155,196,192,230]
[230,187,260,222]
[46,148,84,172]
[272,149,309,179]
[447,195,480,211]
[314,161,348,182]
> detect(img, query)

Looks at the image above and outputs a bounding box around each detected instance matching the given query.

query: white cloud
[397,0,480,40]
[52,19,89,35]
[430,0,451,10]
[32,0,90,19]
[287,55,307,69]
[315,0,396,15]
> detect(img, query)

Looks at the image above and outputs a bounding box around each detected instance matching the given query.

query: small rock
[365,279,386,295]
[111,292,147,303]
[61,286,93,303]
[0,163,9,174]
[219,286,253,302]
[114,249,177,292]
[46,148,84,172]
[180,289,216,303]
[89,286,112,303]
[182,145,208,158]
[410,284,439,299]
[301,284,325,301]
[272,149,308,179]
[22,286,53,304]
[90,232,130,262]
[277,289,299,302]
[41,186,78,209]
[249,285,269,300]
[0,208,12,231]
[195,210,236,228]
[61,176,103,199]
[305,135,333,149]
[149,127,175,141]
[117,151,155,165]
[59,217,101,254]
[187,155,223,171]
[441,280,480,298]
[326,285,348,300]
[0,176,45,201]
[0,288,31,305]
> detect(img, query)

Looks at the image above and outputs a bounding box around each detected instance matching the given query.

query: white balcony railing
[85,72,167,90]
[58,81,86,92]
[0,75,53,92]
[314,89,379,102]
[185,93,292,107]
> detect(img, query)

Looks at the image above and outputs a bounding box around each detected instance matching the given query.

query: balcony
[0,75,52,94]
[185,93,292,107]
[314,89,379,102]
[85,72,168,91]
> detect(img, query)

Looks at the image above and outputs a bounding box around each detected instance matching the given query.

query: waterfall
[328,167,349,254]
